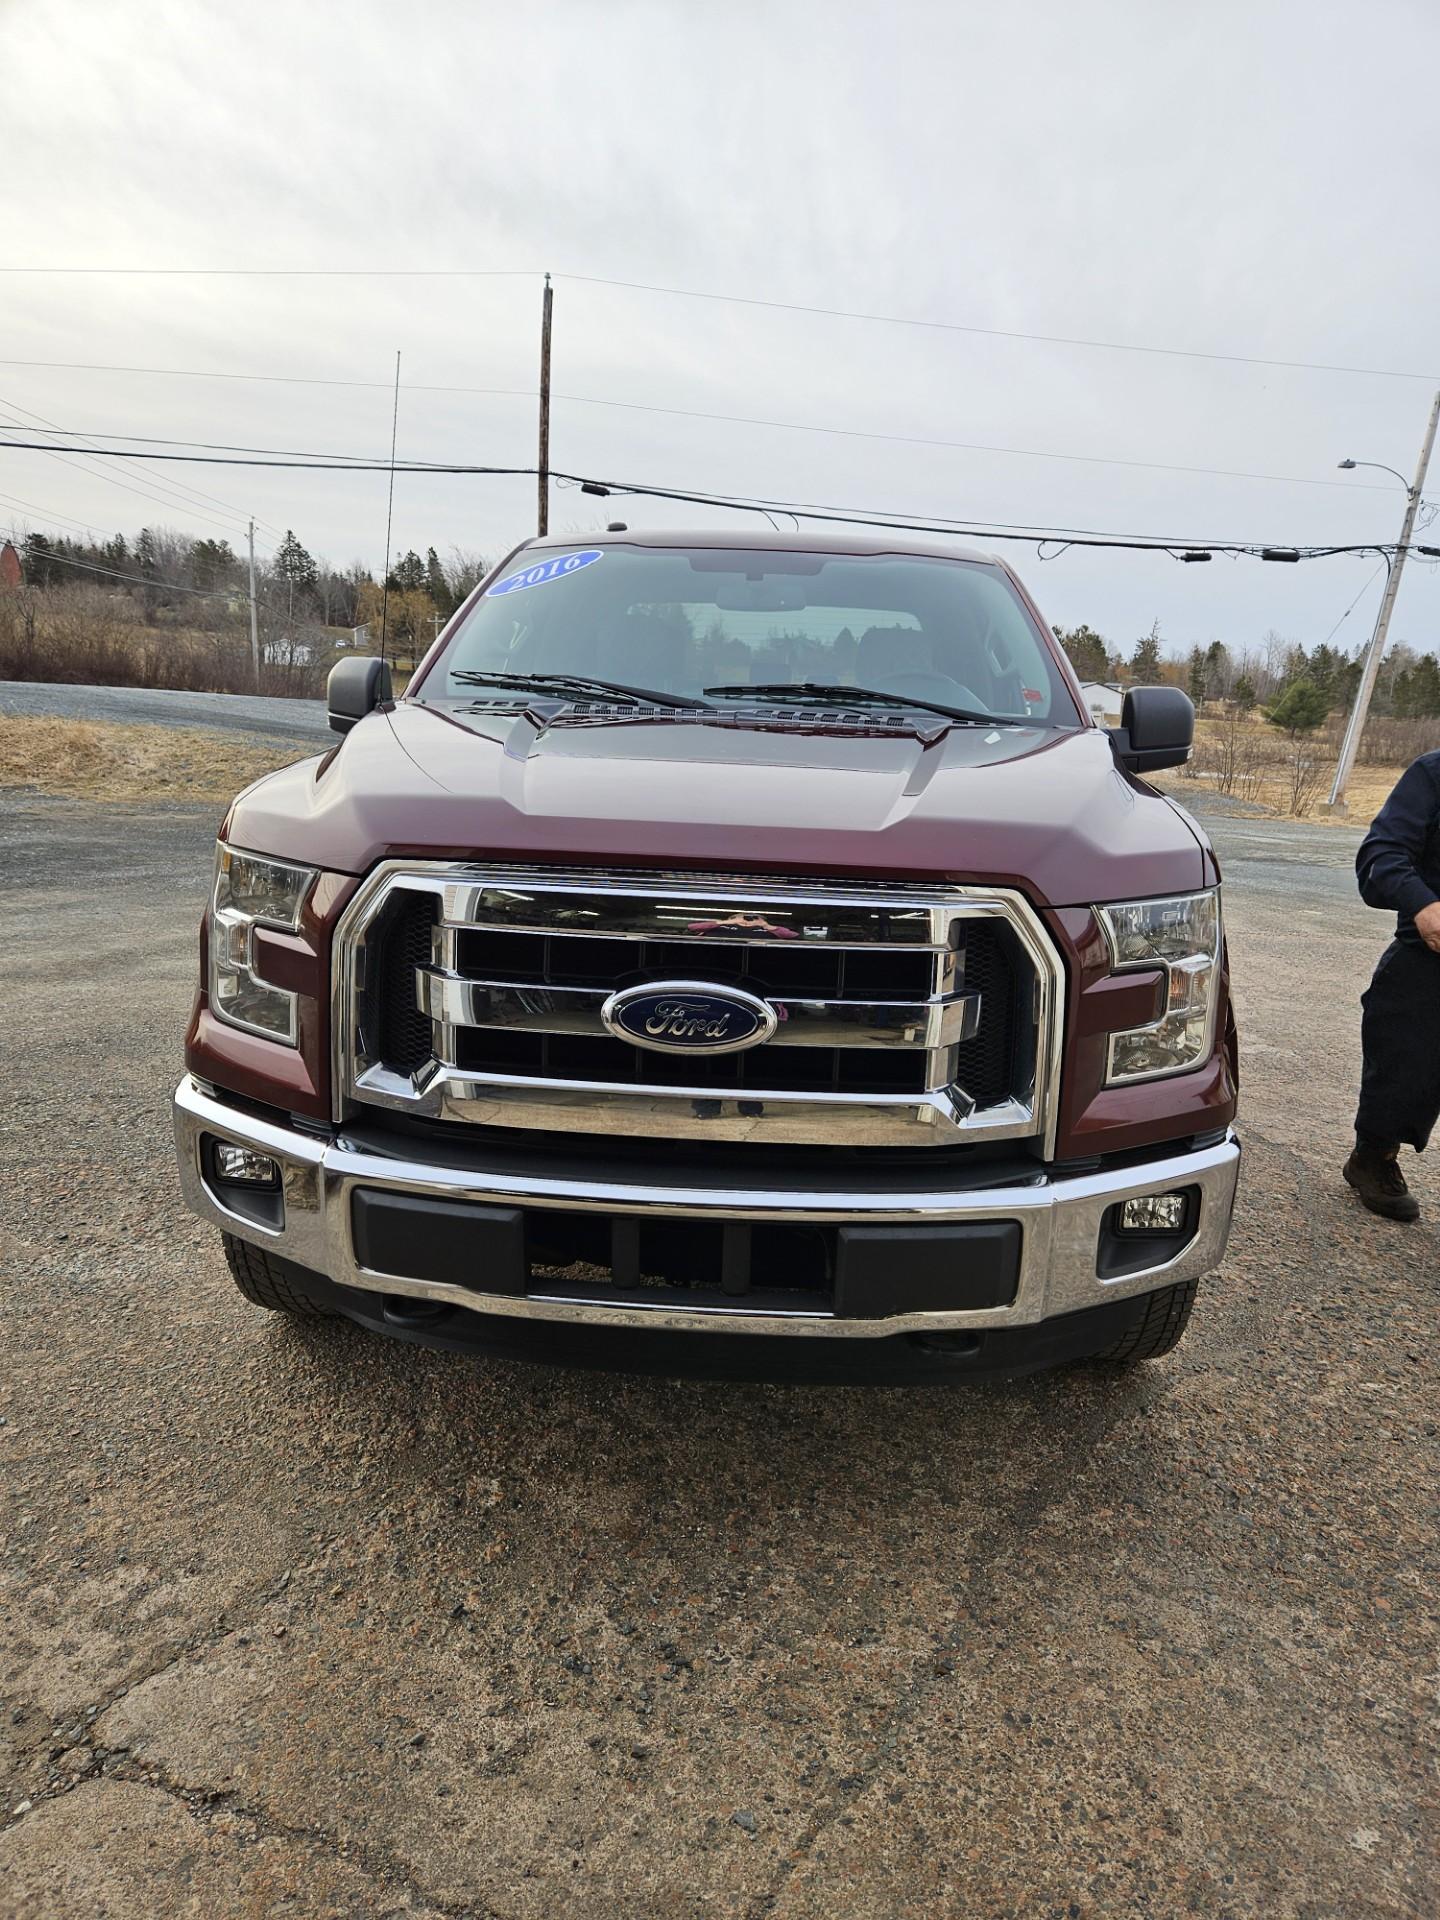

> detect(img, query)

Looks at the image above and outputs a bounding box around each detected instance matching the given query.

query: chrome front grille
[335,867,1063,1150]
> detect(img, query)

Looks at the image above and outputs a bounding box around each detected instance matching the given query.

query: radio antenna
[378,348,401,666]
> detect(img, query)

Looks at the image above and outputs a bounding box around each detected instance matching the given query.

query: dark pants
[1357,939,1440,1150]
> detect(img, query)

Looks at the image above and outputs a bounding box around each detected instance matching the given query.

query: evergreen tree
[22,533,57,587]
[274,529,318,628]
[388,549,426,593]
[1266,679,1330,736]
[1053,624,1111,681]
[191,538,237,592]
[274,529,317,594]
[1233,674,1257,712]
[1308,643,1341,707]
[1129,620,1163,681]
[425,546,451,615]
[1410,653,1440,718]
[1204,640,1230,700]
[134,527,161,618]
[1186,646,1207,702]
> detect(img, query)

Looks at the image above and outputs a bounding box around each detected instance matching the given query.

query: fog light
[213,1142,280,1187]
[1119,1192,1188,1233]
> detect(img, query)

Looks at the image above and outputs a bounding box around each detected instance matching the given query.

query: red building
[0,541,21,590]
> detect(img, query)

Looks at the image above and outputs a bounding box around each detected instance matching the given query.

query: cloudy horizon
[5,0,1439,663]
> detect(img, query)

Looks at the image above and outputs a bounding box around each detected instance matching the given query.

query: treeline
[11,525,487,638]
[0,526,495,698]
[1053,618,1440,722]
[0,521,491,696]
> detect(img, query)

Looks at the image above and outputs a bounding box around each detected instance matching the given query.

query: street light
[1325,394,1440,812]
[1337,457,1415,495]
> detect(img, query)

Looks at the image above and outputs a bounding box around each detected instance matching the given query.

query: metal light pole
[1327,388,1440,812]
[537,273,553,536]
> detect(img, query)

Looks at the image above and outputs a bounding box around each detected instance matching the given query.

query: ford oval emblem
[600,980,778,1055]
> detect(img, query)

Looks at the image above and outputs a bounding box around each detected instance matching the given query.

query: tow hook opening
[907,1331,983,1357]
[381,1295,452,1329]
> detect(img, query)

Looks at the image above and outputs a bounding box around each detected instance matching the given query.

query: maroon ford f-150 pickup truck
[173,529,1239,1381]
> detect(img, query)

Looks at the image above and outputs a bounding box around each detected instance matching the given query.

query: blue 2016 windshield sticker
[486,549,604,597]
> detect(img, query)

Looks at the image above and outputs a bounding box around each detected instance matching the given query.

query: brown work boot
[1343,1141,1420,1222]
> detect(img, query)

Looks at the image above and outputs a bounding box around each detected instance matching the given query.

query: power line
[3,406,1404,499]
[0,433,1404,559]
[1318,563,1388,649]
[0,267,540,278]
[0,358,1409,496]
[540,395,1405,494]
[558,275,1440,385]
[0,434,511,472]
[558,470,1395,559]
[0,487,106,538]
[0,265,1432,382]
[0,397,252,538]
[0,390,277,535]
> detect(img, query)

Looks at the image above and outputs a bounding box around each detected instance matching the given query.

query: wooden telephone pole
[537,274,553,536]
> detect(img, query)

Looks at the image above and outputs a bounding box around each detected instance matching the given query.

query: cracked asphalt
[0,778,1435,1918]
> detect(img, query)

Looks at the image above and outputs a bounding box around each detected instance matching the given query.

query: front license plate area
[833,1221,1021,1316]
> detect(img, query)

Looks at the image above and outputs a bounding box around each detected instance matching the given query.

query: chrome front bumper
[173,1076,1239,1340]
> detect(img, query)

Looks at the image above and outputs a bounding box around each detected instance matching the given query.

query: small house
[1077,680,1125,727]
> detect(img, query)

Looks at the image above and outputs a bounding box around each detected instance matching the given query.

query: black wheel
[222,1233,334,1318]
[1093,1280,1198,1363]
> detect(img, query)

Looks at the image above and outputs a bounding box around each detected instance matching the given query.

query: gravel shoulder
[0,786,1434,1919]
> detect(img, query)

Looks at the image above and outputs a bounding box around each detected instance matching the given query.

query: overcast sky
[5,0,1439,661]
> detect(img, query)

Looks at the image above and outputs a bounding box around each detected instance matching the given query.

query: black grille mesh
[452,928,935,999]
[451,1028,931,1095]
[372,891,438,1075]
[951,922,1016,1108]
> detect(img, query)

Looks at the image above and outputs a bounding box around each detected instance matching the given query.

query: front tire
[222,1233,334,1318]
[1093,1280,1197,1363]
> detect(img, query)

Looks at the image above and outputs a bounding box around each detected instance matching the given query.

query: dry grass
[0,715,307,803]
[1156,712,1408,824]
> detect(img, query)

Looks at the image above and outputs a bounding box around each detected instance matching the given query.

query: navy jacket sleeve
[1356,755,1440,927]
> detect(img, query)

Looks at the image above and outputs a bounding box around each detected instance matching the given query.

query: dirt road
[0,786,1434,1918]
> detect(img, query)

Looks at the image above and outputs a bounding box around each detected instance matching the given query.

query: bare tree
[446,547,489,606]
[1283,742,1331,817]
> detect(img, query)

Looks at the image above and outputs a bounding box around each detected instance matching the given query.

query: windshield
[423,545,1080,727]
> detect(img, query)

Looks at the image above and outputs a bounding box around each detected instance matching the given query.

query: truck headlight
[1097,890,1221,1084]
[209,844,316,1043]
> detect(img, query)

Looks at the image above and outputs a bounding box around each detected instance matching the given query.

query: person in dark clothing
[1346,749,1440,1220]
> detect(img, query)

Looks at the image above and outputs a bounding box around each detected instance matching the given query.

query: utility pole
[1327,388,1440,812]
[247,517,260,690]
[537,272,553,536]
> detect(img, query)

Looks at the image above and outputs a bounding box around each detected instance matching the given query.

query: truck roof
[521,525,1002,567]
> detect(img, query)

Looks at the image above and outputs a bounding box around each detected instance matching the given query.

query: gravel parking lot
[0,773,1435,1918]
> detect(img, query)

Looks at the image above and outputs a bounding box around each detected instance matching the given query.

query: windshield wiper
[450,670,711,709]
[703,681,993,726]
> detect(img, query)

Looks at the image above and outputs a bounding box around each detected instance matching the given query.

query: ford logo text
[600,981,778,1056]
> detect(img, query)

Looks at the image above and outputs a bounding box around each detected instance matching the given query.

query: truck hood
[224,700,1213,907]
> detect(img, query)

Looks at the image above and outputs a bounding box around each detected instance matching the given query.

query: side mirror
[1108,685,1193,774]
[327,655,392,736]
